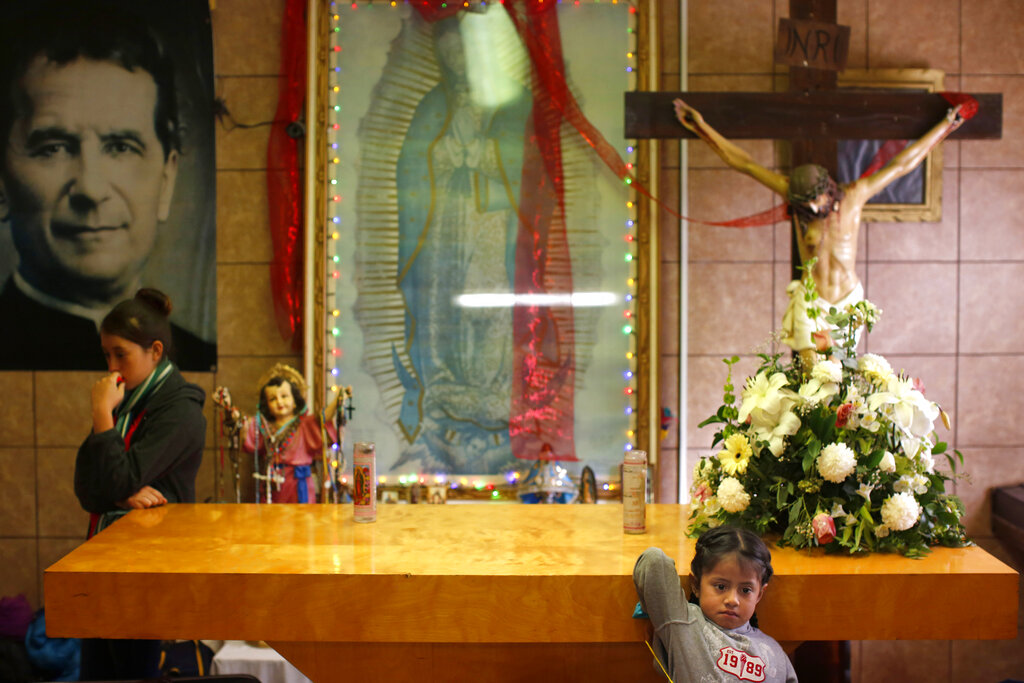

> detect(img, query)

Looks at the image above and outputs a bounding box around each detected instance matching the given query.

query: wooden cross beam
[625,0,1002,165]
[625,90,1003,141]
[625,0,1003,292]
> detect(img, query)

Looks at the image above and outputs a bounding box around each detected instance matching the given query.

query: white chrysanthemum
[812,360,843,384]
[717,477,751,513]
[881,492,922,531]
[858,353,894,385]
[878,451,896,473]
[817,442,857,483]
[797,355,843,407]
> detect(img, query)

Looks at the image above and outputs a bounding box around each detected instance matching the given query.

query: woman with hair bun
[73,287,206,680]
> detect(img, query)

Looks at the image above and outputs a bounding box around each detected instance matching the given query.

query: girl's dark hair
[258,377,307,421]
[691,525,774,585]
[689,526,774,628]
[100,288,174,359]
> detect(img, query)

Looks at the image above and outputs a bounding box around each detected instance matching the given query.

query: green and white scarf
[114,358,174,438]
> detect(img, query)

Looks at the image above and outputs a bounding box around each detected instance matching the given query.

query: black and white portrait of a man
[0,0,216,371]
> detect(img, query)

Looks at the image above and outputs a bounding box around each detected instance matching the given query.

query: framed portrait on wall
[0,0,217,371]
[836,68,946,223]
[310,1,655,481]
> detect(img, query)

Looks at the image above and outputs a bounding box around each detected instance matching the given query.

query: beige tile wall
[667,1,1024,681]
[0,0,298,610]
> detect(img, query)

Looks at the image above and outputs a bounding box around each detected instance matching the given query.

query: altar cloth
[212,641,312,683]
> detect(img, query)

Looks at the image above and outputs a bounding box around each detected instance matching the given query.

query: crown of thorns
[787,164,832,204]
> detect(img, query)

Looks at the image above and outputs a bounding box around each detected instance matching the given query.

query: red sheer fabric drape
[413,0,606,460]
[267,0,307,348]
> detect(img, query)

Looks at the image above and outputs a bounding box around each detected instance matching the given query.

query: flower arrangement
[689,266,969,557]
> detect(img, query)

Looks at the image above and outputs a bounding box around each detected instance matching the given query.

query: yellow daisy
[717,433,753,476]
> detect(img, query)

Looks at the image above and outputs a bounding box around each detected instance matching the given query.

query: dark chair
[993,484,1024,570]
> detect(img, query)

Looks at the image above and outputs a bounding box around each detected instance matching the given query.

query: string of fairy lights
[324,0,641,487]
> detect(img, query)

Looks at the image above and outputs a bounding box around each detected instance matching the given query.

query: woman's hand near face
[91,372,125,433]
[118,485,167,509]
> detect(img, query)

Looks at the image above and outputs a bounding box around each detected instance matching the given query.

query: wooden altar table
[45,504,1018,682]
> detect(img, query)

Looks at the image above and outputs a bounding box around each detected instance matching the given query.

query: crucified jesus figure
[673,98,966,307]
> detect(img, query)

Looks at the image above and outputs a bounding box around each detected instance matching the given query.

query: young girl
[634,526,797,682]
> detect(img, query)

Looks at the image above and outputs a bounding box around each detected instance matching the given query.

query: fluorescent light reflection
[460,4,526,108]
[456,292,618,308]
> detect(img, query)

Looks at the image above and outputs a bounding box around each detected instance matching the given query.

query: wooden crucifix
[625,0,1002,308]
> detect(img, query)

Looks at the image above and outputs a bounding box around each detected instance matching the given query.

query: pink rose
[835,403,854,428]
[812,329,835,352]
[811,513,836,545]
[912,377,926,395]
[694,482,711,503]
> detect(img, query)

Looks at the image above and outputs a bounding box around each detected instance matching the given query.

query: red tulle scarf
[267,0,307,348]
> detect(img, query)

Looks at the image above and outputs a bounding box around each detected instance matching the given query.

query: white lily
[867,375,939,438]
[830,503,851,524]
[754,409,802,456]
[740,371,799,430]
[798,377,840,405]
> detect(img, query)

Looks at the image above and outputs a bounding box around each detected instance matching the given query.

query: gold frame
[309,0,656,473]
[633,0,656,460]
[310,0,329,410]
[837,68,946,223]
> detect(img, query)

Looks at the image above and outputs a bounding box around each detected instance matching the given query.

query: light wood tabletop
[45,503,1018,682]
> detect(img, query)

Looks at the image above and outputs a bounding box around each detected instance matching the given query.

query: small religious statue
[672,96,967,317]
[215,365,349,504]
[578,465,598,504]
[516,442,579,504]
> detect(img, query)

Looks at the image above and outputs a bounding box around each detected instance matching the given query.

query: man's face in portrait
[0,56,178,304]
